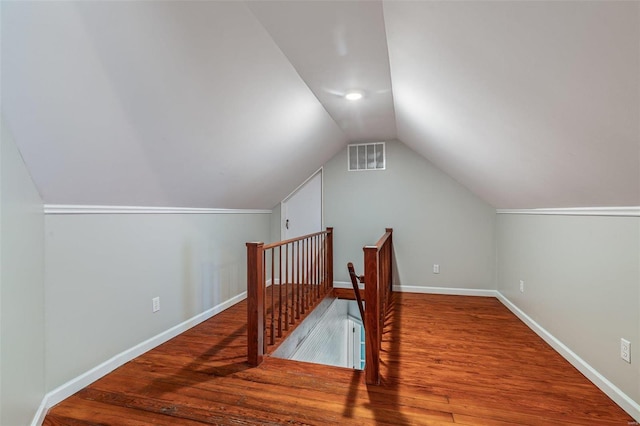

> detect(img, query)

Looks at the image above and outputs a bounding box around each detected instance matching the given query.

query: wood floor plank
[44,293,635,425]
[91,358,455,425]
[380,294,633,425]
[46,397,210,426]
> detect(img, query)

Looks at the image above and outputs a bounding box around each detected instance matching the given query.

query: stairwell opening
[271,298,365,370]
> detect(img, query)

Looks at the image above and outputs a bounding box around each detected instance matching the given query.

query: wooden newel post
[247,242,264,366]
[326,227,333,290]
[386,228,393,299]
[364,245,380,385]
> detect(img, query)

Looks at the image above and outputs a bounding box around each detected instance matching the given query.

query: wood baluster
[378,248,383,361]
[292,240,296,321]
[292,241,296,323]
[305,237,310,309]
[323,233,327,293]
[285,243,290,329]
[302,238,306,312]
[387,245,391,301]
[313,235,321,300]
[313,235,317,302]
[322,234,326,293]
[306,236,310,307]
[296,241,300,319]
[309,237,312,305]
[270,248,275,345]
[278,245,282,338]
[308,235,312,306]
[308,237,312,307]
[312,235,317,301]
[379,250,384,348]
[386,228,393,307]
[311,235,316,301]
[326,228,333,293]
[320,235,323,296]
[309,236,312,305]
[304,238,307,307]
[292,240,296,320]
[318,234,322,294]
[387,246,390,304]
[302,238,305,312]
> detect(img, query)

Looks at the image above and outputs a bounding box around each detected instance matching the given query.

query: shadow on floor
[367,291,411,425]
[139,322,250,398]
[342,292,411,425]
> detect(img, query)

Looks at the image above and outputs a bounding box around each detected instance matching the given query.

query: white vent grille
[348,142,385,171]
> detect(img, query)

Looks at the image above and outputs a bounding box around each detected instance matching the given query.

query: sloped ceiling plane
[2,1,638,209]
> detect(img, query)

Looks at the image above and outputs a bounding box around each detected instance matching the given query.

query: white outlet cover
[519,280,524,293]
[621,338,631,363]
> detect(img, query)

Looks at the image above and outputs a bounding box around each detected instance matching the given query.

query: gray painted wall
[324,139,496,288]
[1,119,46,425]
[45,212,270,391]
[270,202,281,244]
[497,213,640,404]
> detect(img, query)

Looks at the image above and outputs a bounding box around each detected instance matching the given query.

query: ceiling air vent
[348,142,385,171]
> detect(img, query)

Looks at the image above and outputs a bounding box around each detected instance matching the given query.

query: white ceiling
[384,1,640,208]
[1,1,347,208]
[1,1,638,209]
[247,1,396,142]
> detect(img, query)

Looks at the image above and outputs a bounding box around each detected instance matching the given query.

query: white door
[347,317,364,370]
[282,169,322,240]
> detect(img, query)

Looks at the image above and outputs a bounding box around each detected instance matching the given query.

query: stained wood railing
[247,227,333,366]
[363,228,393,385]
[347,262,365,325]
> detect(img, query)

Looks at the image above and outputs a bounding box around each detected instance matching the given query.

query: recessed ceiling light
[345,91,363,101]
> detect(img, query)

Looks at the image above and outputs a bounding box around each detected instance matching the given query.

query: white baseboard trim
[265,278,280,288]
[393,285,498,297]
[31,292,247,426]
[496,292,640,422]
[334,282,497,297]
[31,398,49,426]
[333,280,364,290]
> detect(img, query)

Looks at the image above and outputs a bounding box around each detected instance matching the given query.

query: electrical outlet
[519,280,524,293]
[433,264,440,274]
[152,297,160,313]
[621,338,631,363]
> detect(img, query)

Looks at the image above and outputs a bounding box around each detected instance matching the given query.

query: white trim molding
[44,204,272,215]
[496,292,640,422]
[31,292,248,426]
[335,281,497,296]
[496,206,640,217]
[333,280,364,290]
[281,167,323,204]
[265,278,280,288]
[393,285,498,297]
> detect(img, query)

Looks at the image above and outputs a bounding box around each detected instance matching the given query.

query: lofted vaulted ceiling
[385,1,639,208]
[2,1,638,209]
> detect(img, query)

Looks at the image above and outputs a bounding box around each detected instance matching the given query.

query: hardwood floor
[44,293,634,425]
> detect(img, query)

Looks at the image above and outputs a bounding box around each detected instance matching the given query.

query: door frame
[280,168,323,241]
